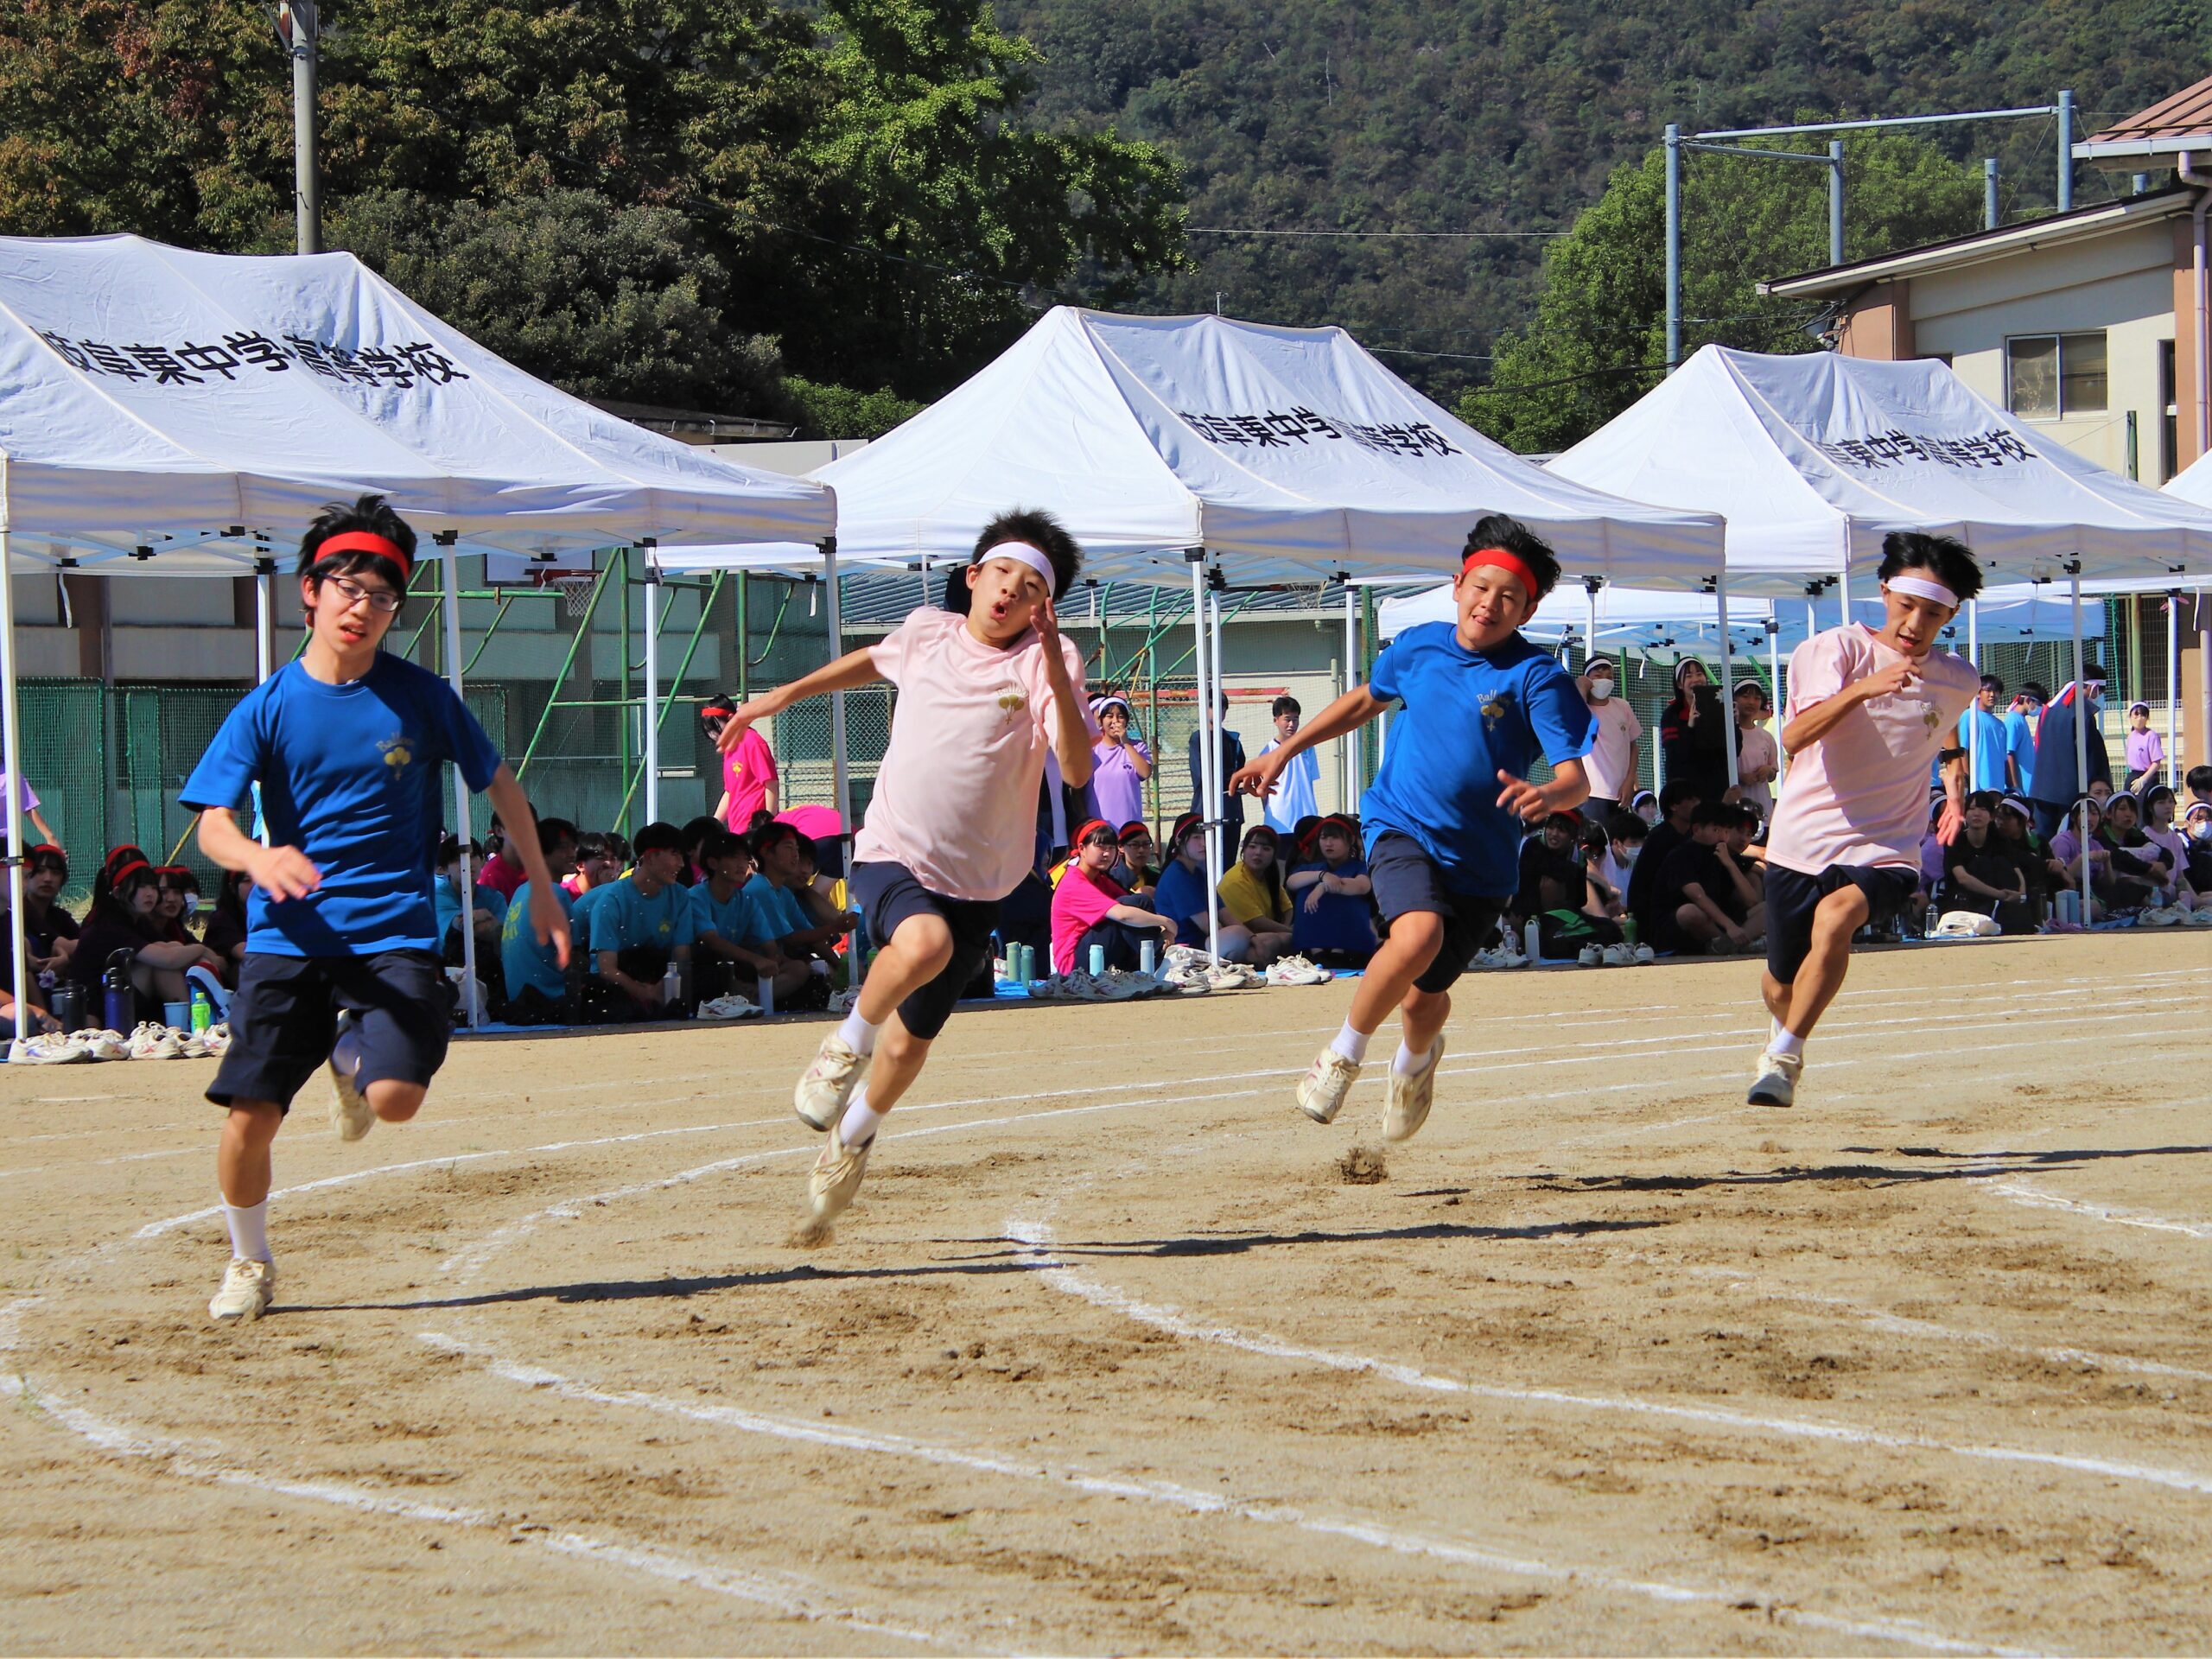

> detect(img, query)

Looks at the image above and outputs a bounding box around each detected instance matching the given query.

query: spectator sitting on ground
[2048,795,2116,919]
[742,821,842,1005]
[1630,790,1659,827]
[1217,823,1294,965]
[1992,796,2051,912]
[585,819,696,1022]
[499,817,581,1025]
[434,836,508,964]
[2097,792,2169,907]
[476,809,530,899]
[1110,822,1160,895]
[1257,696,1320,836]
[1516,810,1593,921]
[1940,791,2033,932]
[1626,780,1701,939]
[2181,798,2212,893]
[2124,703,2166,793]
[690,829,812,1007]
[1287,814,1376,963]
[678,814,723,886]
[1051,818,1176,975]
[0,843,79,1003]
[1573,817,1623,918]
[2139,786,2201,914]
[1652,803,1763,955]
[1918,797,1949,899]
[753,826,855,962]
[152,866,202,944]
[1592,810,1647,915]
[1150,812,1259,963]
[68,848,226,1020]
[562,831,620,899]
[2186,763,2212,815]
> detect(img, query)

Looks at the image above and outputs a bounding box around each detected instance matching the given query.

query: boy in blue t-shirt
[182,495,571,1325]
[1234,515,1594,1145]
[584,819,698,1021]
[499,817,579,1023]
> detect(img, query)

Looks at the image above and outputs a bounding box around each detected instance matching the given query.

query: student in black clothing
[0,842,78,1008]
[1940,792,2033,932]
[1654,803,1764,954]
[1515,811,1590,919]
[1625,780,1702,937]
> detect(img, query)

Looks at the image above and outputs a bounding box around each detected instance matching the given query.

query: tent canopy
[814,306,1723,586]
[1549,345,2212,594]
[0,233,833,574]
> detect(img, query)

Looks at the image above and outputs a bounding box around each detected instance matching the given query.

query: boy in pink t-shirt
[715,511,1096,1226]
[1750,532,1983,1109]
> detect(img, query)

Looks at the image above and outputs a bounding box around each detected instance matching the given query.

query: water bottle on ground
[190,989,213,1033]
[1924,901,1940,938]
[1140,938,1157,975]
[1522,917,1541,962]
[1088,943,1106,976]
[660,959,683,1017]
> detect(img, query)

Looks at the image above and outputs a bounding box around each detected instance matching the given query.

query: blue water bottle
[1088,943,1106,976]
[102,950,134,1034]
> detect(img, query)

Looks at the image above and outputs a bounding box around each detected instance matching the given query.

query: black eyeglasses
[323,575,404,613]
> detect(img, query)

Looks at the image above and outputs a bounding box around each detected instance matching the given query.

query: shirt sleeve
[868,612,924,685]
[1526,660,1599,765]
[1622,704,1643,742]
[670,892,699,948]
[1783,632,1849,717]
[179,690,267,812]
[589,891,627,955]
[1367,638,1406,706]
[430,680,503,792]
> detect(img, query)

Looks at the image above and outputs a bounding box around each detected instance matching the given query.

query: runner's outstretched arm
[1228,686,1390,798]
[715,649,883,751]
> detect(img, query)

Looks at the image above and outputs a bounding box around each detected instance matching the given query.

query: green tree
[1462,132,1983,453]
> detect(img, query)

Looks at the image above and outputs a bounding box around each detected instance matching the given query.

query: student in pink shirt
[1750,531,1983,1109]
[715,511,1096,1227]
[704,695,779,830]
[1050,817,1177,974]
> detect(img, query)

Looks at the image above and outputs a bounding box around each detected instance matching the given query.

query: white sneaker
[202,1020,232,1057]
[2190,908,2212,927]
[1382,1036,1446,1143]
[1096,969,1152,1001]
[1496,945,1530,969]
[1747,1049,1803,1108]
[1295,1048,1361,1124]
[78,1027,130,1060]
[808,1122,873,1223]
[1265,953,1332,987]
[1576,944,1602,966]
[130,1021,182,1060]
[794,1034,869,1132]
[1206,964,1261,990]
[695,993,763,1020]
[1632,944,1656,963]
[207,1257,274,1323]
[1468,946,1505,970]
[1162,963,1212,995]
[826,987,861,1015]
[1600,943,1636,966]
[327,1016,376,1141]
[9,1033,86,1065]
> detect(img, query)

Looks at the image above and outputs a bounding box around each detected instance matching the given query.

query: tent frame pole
[2070,565,2090,924]
[1966,596,1980,785]
[2167,590,2181,791]
[822,538,851,871]
[1715,575,1740,789]
[254,558,276,684]
[437,533,479,1030]
[0,454,29,1052]
[642,546,661,828]
[1767,616,1784,776]
[1209,584,1229,962]
[1342,581,1359,813]
[1187,552,1220,964]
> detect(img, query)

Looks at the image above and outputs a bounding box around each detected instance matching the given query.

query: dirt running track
[2,931,2209,1656]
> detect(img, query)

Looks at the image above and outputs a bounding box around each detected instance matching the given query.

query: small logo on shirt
[1480,694,1511,732]
[995,686,1029,725]
[378,733,415,772]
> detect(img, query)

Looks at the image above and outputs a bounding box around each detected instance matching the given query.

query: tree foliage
[1462,131,1984,452]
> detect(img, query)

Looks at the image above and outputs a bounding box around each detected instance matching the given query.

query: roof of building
[1758,186,2194,299]
[2076,73,2212,163]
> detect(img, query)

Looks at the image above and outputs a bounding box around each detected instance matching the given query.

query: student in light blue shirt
[690,829,811,1005]
[1963,674,2012,793]
[1259,696,1322,836]
[585,820,696,1021]
[500,817,579,1021]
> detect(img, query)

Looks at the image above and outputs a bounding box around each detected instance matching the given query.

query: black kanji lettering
[355,346,414,388]
[80,341,146,380]
[397,340,468,384]
[37,331,92,372]
[223,331,290,372]
[176,340,242,381]
[284,334,341,377]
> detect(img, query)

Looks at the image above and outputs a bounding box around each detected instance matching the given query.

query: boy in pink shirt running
[1751,531,1983,1108]
[715,512,1096,1225]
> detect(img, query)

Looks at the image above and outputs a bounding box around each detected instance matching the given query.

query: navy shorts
[1365,832,1506,995]
[1764,863,1919,985]
[207,949,451,1111]
[849,861,1000,1041]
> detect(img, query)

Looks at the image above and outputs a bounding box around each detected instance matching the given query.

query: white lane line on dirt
[1681,1270,2212,1386]
[1980,1179,2212,1240]
[1006,1219,2212,1499]
[0,1302,955,1650]
[418,1332,2018,1657]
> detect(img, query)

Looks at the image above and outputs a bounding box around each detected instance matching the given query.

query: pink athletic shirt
[1049,863,1127,973]
[720,725,778,829]
[855,607,1093,901]
[1765,625,1980,876]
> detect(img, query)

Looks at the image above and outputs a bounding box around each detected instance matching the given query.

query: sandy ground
[1,931,2208,1656]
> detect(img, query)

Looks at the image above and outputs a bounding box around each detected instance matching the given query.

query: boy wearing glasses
[182,495,571,1325]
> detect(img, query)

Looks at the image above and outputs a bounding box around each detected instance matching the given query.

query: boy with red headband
[1749,530,1983,1107]
[717,510,1096,1227]
[1233,514,1594,1142]
[182,494,571,1325]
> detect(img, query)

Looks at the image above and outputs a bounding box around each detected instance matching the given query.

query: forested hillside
[1004,0,2212,424]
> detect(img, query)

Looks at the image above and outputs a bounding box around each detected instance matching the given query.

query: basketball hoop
[553,572,596,620]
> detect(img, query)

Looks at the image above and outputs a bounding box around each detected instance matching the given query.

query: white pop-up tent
[816,305,1726,961]
[2164,457,2212,781]
[1554,345,2212,913]
[0,232,836,1035]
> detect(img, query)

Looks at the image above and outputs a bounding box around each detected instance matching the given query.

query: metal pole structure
[0,458,29,1055]
[437,535,479,1028]
[2069,566,2090,923]
[1967,596,1980,667]
[822,539,850,848]
[1186,553,1221,963]
[1210,585,1229,890]
[1985,158,1999,230]
[1664,124,1683,369]
[2167,591,2180,791]
[1341,582,1359,813]
[1715,577,1740,790]
[254,558,276,684]
[1767,616,1784,772]
[1584,579,1600,674]
[2056,89,2074,213]
[641,550,661,827]
[1966,596,1980,785]
[279,3,321,254]
[1828,140,1846,265]
[734,569,750,703]
[616,545,631,836]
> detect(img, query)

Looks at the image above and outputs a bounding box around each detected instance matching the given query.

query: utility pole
[2056,88,2074,212]
[272,3,321,254]
[1985,158,1999,229]
[1663,123,1681,369]
[1827,140,1845,265]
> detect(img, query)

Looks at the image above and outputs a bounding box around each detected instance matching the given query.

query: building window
[2160,338,2178,482]
[2006,332,2107,418]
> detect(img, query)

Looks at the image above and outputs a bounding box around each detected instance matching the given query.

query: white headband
[978,540,1057,590]
[1885,573,1959,608]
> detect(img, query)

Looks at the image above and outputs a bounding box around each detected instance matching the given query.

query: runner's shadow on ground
[1531,1144,2212,1193]
[289,1257,1051,1313]
[944,1216,1667,1262]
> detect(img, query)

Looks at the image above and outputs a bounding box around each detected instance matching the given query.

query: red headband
[1072,817,1116,847]
[1460,545,1541,602]
[106,857,150,887]
[314,530,411,579]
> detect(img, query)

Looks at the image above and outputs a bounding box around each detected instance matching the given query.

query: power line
[1187,226,1565,238]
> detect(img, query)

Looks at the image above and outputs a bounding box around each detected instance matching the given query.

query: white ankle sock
[1329,1021,1370,1064]
[839,1094,883,1147]
[1392,1039,1436,1077]
[1770,1029,1805,1059]
[223,1199,270,1262]
[837,1011,881,1057]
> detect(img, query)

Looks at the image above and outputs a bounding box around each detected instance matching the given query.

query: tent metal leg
[1342,582,1359,812]
[642,554,661,828]
[2070,569,2090,924]
[254,562,275,684]
[1966,597,1980,784]
[1767,618,1784,775]
[823,538,851,865]
[441,538,479,1029]
[0,459,30,1052]
[1716,576,1740,790]
[1188,555,1220,964]
[2167,590,2180,791]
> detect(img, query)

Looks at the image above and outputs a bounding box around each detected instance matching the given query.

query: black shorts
[849,861,1000,1041]
[207,949,450,1111]
[1365,832,1506,995]
[1764,862,1919,985]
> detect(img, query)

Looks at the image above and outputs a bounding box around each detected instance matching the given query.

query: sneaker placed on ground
[1295,1048,1362,1124]
[808,1122,873,1222]
[1632,943,1656,964]
[1746,1048,1803,1108]
[207,1256,275,1323]
[1207,963,1262,990]
[2189,907,2212,927]
[78,1028,130,1060]
[1576,944,1602,967]
[1599,943,1636,966]
[129,1022,182,1060]
[1096,969,1154,1001]
[202,1021,232,1057]
[793,1034,870,1132]
[1265,953,1332,987]
[1467,946,1505,970]
[2141,905,2184,927]
[1382,1036,1446,1143]
[327,1014,376,1141]
[177,1033,209,1059]
[9,1033,86,1065]
[826,987,861,1015]
[1161,963,1212,995]
[695,993,764,1020]
[1495,944,1530,969]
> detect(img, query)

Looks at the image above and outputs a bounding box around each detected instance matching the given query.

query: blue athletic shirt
[586,875,699,956]
[1360,623,1595,897]
[181,655,502,956]
[691,880,767,953]
[742,873,810,943]
[1152,855,1212,936]
[500,880,575,1000]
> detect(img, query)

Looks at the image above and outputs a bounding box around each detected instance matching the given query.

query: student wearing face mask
[1576,655,1642,823]
[2026,663,2110,842]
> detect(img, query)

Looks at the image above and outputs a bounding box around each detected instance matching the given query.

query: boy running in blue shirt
[184,495,570,1325]
[1233,515,1594,1142]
